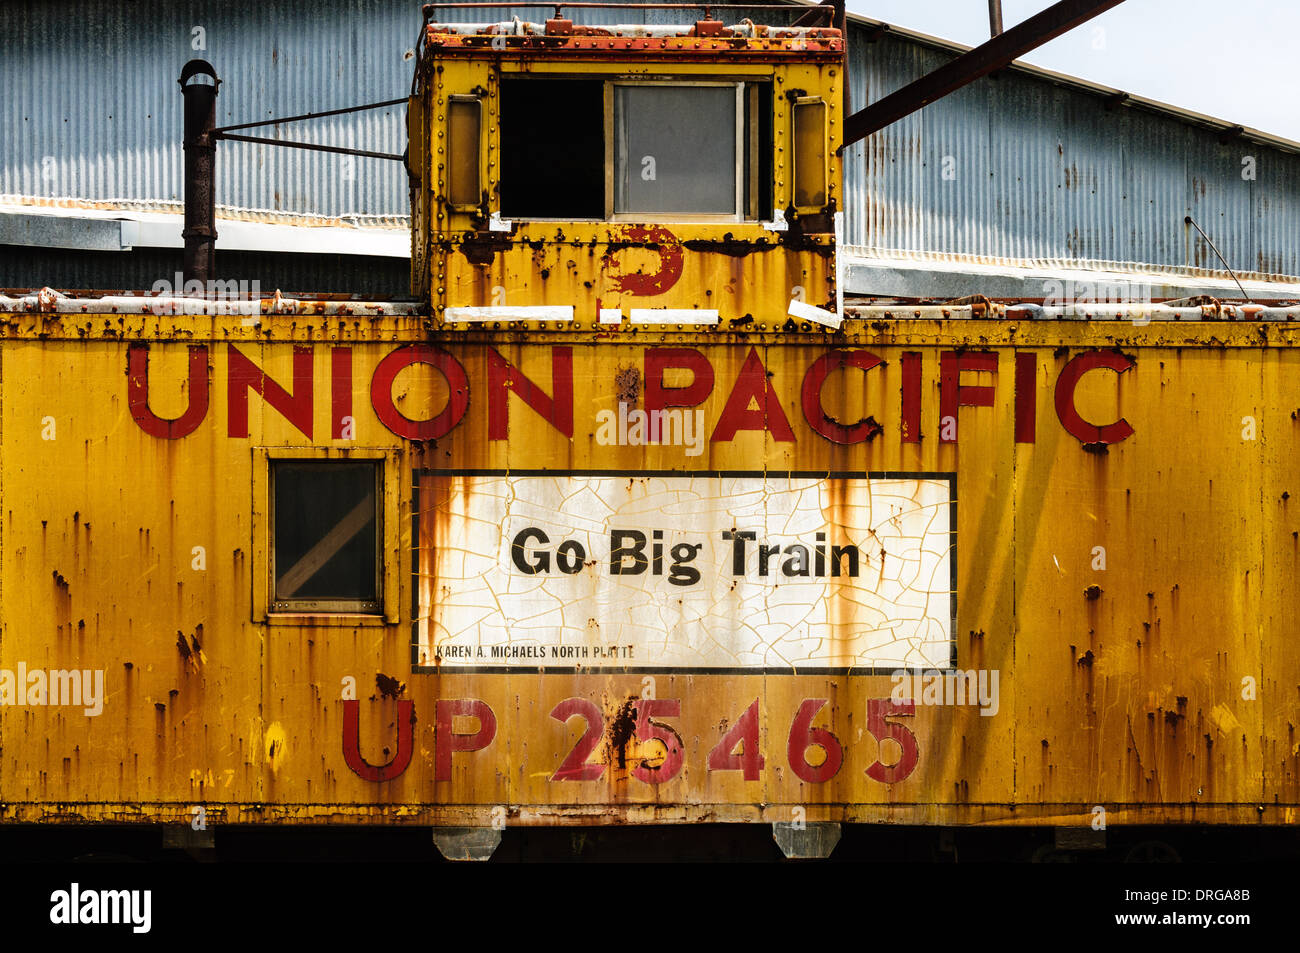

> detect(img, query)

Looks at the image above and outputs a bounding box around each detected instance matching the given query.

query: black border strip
[409,469,958,676]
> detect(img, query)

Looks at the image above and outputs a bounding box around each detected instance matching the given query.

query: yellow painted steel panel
[0,318,1294,827]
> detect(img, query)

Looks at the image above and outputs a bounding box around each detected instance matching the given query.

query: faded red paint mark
[434,698,497,781]
[1055,349,1136,447]
[644,347,713,414]
[370,344,469,441]
[900,351,922,444]
[711,347,795,443]
[228,344,314,439]
[331,346,352,440]
[864,698,918,784]
[707,698,764,780]
[342,698,415,782]
[801,349,884,445]
[550,697,606,781]
[631,698,684,784]
[939,351,998,444]
[487,346,573,440]
[127,344,209,439]
[788,698,843,784]
[602,225,684,297]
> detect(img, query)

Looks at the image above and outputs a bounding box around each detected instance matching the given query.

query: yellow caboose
[1,2,1295,863]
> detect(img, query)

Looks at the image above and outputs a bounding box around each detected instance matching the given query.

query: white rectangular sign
[414,472,954,671]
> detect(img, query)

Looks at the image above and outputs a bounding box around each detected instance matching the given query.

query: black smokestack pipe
[179,60,220,286]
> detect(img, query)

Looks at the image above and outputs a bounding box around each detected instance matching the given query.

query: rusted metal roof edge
[843,248,1300,302]
[0,288,422,318]
[0,196,410,231]
[5,288,1300,326]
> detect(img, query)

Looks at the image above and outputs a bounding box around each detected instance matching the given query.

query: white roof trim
[0,203,410,258]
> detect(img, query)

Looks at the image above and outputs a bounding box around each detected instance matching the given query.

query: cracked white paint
[416,474,953,670]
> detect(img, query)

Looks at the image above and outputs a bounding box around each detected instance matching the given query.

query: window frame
[607,80,746,224]
[791,94,829,214]
[252,447,402,626]
[447,94,485,212]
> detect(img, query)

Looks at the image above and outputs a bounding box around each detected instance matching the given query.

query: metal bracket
[162,825,216,861]
[772,821,841,859]
[1054,826,1106,851]
[432,826,502,861]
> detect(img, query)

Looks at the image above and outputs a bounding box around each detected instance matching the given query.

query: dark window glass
[499,79,605,219]
[749,82,773,221]
[272,462,379,611]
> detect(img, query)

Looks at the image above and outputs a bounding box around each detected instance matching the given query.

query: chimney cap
[179,59,221,90]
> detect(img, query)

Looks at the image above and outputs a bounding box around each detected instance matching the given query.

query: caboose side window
[612,83,741,220]
[271,461,381,613]
[498,78,605,219]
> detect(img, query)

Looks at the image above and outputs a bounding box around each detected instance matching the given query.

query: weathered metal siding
[1,311,1299,825]
[843,28,1300,283]
[0,1,806,223]
[0,246,409,296]
[0,0,415,220]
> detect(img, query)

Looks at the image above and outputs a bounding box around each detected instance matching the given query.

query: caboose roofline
[4,286,1299,324]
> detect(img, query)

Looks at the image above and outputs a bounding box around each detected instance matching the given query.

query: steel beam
[840,0,1124,148]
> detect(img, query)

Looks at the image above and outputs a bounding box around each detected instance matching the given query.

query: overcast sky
[848,0,1298,141]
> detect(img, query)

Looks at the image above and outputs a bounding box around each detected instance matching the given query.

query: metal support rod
[214,98,407,135]
[179,60,220,286]
[1184,216,1251,302]
[791,2,837,28]
[839,0,1124,149]
[214,133,404,162]
[988,0,1004,36]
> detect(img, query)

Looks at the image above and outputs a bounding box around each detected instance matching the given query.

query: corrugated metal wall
[4,3,1300,281]
[0,0,800,224]
[842,30,1300,281]
[1,0,418,220]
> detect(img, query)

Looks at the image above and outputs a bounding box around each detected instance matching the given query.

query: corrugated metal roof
[841,23,1300,285]
[838,7,1300,156]
[1,0,418,218]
